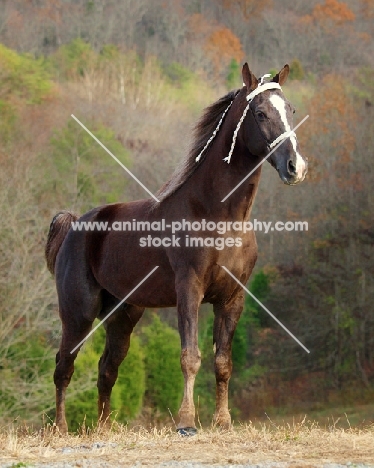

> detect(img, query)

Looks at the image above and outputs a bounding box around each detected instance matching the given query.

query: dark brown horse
[45,63,307,434]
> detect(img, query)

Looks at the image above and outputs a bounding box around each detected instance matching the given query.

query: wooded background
[0,0,373,430]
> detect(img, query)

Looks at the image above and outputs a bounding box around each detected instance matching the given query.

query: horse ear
[242,63,258,91]
[272,64,290,86]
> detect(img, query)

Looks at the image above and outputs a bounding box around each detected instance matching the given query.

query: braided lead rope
[194,77,285,165]
[195,100,234,163]
[223,102,251,164]
[224,80,283,164]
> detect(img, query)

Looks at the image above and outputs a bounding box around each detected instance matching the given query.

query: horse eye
[293,109,296,114]
[256,111,266,120]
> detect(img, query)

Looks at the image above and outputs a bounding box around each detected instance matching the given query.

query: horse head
[240,63,308,185]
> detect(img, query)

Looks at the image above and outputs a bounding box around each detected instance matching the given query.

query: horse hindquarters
[53,231,102,433]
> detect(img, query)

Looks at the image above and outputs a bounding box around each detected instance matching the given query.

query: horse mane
[155,89,239,203]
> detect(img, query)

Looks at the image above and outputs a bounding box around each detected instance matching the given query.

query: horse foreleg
[176,278,203,433]
[212,294,244,429]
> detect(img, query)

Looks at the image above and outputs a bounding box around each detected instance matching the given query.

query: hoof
[177,427,198,437]
[53,422,68,435]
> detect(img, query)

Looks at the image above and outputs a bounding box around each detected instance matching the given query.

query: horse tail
[45,211,78,275]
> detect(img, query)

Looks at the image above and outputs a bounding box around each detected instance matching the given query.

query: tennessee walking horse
[46,63,307,434]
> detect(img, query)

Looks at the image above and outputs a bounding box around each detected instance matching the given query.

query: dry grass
[0,420,373,467]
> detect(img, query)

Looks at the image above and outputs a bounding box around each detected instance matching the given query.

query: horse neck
[175,101,263,222]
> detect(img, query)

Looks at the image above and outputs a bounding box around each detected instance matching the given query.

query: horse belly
[91,233,178,308]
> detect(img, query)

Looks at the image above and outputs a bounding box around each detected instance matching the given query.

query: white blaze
[269,95,306,179]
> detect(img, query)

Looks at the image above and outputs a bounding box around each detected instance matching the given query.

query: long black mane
[156,90,239,202]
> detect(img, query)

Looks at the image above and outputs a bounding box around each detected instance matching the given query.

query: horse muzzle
[279,154,308,185]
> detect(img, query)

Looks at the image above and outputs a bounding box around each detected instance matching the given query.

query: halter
[195,75,296,164]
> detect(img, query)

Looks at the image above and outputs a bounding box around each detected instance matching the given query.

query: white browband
[246,82,282,102]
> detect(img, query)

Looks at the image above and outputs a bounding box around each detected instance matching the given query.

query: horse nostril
[287,159,297,175]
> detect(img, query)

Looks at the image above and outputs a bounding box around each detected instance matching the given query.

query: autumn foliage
[222,0,272,19]
[301,0,355,26]
[305,74,356,151]
[205,27,244,79]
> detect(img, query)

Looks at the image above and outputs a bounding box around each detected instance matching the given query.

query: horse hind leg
[97,298,144,427]
[54,315,95,434]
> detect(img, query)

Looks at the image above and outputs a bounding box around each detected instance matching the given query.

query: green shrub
[0,331,55,424]
[289,59,305,81]
[142,314,183,418]
[51,38,96,79]
[0,44,52,104]
[49,119,130,210]
[0,100,17,144]
[164,62,193,85]
[226,59,241,90]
